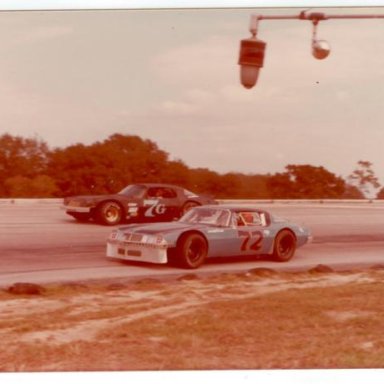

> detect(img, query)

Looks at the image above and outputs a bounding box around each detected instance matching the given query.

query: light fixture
[311,17,331,59]
[238,11,384,89]
[238,37,266,89]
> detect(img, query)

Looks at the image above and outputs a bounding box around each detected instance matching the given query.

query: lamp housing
[238,37,266,89]
[312,39,331,59]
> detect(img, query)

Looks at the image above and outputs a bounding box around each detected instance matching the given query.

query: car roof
[134,183,181,189]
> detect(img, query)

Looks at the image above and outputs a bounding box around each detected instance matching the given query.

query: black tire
[181,201,200,216]
[272,229,296,262]
[96,201,123,226]
[70,212,91,222]
[176,233,208,269]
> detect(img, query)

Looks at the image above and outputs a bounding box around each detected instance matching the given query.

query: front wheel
[272,229,296,262]
[176,233,208,269]
[96,201,123,225]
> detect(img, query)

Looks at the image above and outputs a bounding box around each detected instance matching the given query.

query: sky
[0,6,384,186]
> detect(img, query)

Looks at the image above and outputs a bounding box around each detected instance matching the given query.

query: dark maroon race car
[62,183,216,225]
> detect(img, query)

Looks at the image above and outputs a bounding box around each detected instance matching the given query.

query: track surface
[1,202,384,286]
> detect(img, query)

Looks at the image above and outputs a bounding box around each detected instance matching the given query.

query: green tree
[267,164,346,199]
[47,134,171,196]
[0,134,50,197]
[377,188,384,199]
[159,159,191,187]
[189,168,223,197]
[4,175,58,197]
[348,161,380,198]
[210,173,269,199]
[342,184,365,199]
[266,172,292,199]
[240,174,270,199]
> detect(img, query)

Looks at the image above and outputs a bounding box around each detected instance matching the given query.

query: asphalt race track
[1,201,384,287]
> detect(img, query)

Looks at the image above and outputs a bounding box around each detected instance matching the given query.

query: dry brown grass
[1,268,384,371]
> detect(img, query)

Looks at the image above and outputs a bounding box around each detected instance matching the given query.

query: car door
[211,228,265,257]
[205,226,242,257]
[202,212,249,257]
[218,212,269,257]
[141,187,179,221]
[158,187,180,218]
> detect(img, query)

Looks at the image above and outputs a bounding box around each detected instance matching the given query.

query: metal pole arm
[250,11,384,34]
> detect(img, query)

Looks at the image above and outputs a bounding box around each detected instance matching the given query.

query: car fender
[260,225,296,255]
[269,227,298,253]
[175,229,209,251]
[93,199,125,214]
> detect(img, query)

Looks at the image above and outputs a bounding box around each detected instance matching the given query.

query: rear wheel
[272,229,296,262]
[176,233,207,269]
[96,201,123,225]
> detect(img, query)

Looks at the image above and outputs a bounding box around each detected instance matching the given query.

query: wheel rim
[278,235,293,257]
[186,238,205,264]
[105,205,120,223]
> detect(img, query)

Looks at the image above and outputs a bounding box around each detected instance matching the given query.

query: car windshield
[118,184,147,198]
[180,207,231,227]
[183,188,199,198]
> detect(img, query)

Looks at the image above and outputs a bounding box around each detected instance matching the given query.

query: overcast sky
[0,6,383,185]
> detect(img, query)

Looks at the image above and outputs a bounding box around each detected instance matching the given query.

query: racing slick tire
[96,201,123,226]
[272,229,296,262]
[181,201,200,216]
[70,212,91,223]
[176,233,208,269]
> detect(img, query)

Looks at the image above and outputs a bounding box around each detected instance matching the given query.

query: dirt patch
[0,270,374,345]
[1,268,384,371]
[325,310,375,322]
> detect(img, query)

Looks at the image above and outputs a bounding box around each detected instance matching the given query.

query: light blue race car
[106,205,312,269]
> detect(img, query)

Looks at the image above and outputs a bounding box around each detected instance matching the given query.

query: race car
[106,205,312,268]
[62,183,216,225]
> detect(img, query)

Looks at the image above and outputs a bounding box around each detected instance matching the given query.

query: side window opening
[147,187,177,199]
[162,188,177,198]
[237,212,267,227]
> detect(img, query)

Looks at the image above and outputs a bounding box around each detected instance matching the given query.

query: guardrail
[1,198,384,205]
[217,199,384,205]
[0,199,63,205]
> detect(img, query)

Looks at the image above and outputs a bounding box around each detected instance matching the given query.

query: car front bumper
[61,205,92,213]
[106,240,168,264]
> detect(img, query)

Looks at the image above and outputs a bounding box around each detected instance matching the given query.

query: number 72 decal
[238,230,263,252]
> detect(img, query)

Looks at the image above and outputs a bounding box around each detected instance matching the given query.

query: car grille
[113,231,167,249]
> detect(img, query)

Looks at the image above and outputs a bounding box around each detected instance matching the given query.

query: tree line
[0,133,382,199]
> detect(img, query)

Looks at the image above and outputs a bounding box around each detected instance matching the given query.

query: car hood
[67,194,120,201]
[64,194,129,205]
[117,221,204,236]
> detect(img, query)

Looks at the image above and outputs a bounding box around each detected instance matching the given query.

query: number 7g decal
[144,200,166,217]
[238,230,263,252]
